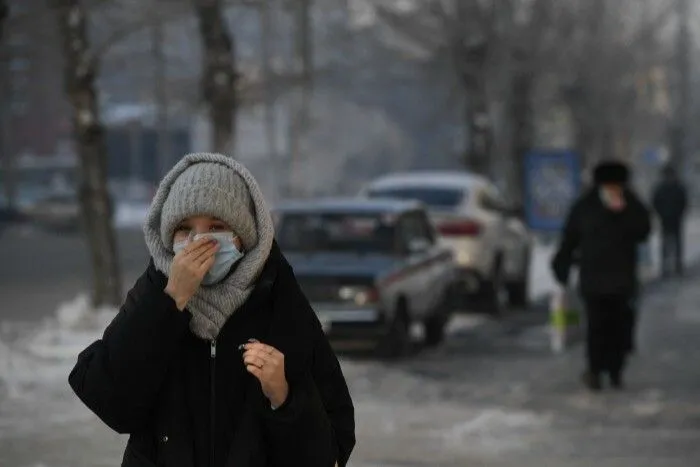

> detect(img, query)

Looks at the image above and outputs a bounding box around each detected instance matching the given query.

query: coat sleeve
[551,200,582,286]
[263,263,356,467]
[625,191,652,243]
[68,264,192,434]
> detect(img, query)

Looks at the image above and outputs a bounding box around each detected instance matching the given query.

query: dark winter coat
[68,243,356,467]
[552,189,651,297]
[652,179,688,229]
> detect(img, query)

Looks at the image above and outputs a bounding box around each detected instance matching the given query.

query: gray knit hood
[143,152,275,340]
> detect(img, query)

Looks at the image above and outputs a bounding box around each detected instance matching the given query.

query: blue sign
[524,150,581,232]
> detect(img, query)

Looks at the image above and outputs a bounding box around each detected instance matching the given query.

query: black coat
[552,189,651,297]
[69,244,355,467]
[652,179,688,229]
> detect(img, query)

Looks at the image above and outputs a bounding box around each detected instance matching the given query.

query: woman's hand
[242,340,289,408]
[164,237,219,310]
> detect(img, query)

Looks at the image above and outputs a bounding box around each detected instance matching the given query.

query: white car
[360,171,532,314]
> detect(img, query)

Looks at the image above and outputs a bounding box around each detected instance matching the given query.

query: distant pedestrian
[68,153,355,467]
[552,161,651,391]
[652,164,688,277]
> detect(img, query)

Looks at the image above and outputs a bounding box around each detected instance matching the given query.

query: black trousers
[661,226,684,275]
[584,295,631,377]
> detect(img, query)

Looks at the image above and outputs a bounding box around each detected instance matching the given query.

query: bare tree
[376,1,516,176]
[286,0,313,196]
[260,0,278,186]
[192,0,238,154]
[508,0,556,202]
[0,0,13,210]
[551,0,673,168]
[51,0,122,307]
[151,10,170,177]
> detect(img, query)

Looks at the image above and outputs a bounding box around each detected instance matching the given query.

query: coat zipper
[210,339,217,467]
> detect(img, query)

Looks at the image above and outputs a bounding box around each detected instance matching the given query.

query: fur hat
[593,161,629,185]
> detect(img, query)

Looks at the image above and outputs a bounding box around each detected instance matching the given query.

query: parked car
[24,192,82,232]
[273,198,458,357]
[361,171,532,314]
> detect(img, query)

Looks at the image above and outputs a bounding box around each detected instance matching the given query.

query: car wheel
[424,285,456,347]
[507,250,530,308]
[484,257,507,317]
[424,311,448,347]
[377,306,411,359]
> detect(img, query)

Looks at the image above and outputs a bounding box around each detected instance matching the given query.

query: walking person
[552,161,651,391]
[69,153,356,467]
[652,164,688,277]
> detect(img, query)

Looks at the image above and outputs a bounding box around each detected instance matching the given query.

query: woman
[69,153,356,467]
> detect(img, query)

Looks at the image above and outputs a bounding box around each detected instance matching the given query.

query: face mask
[173,231,244,286]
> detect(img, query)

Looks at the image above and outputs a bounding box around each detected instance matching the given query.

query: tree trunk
[510,69,534,204]
[193,0,237,154]
[465,96,492,176]
[0,0,17,210]
[455,40,491,175]
[0,52,18,210]
[260,0,278,194]
[287,0,313,197]
[52,0,122,307]
[0,0,7,39]
[151,16,171,178]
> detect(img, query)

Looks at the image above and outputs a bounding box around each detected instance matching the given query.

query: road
[0,226,148,322]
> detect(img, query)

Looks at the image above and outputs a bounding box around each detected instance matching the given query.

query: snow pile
[0,294,117,397]
[529,238,557,300]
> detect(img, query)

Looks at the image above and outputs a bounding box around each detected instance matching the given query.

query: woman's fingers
[184,238,214,257]
[243,354,267,369]
[194,245,219,266]
[244,342,281,358]
[192,242,219,263]
[198,254,217,273]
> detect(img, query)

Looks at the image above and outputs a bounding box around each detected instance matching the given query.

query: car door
[478,185,509,272]
[501,198,531,282]
[415,208,452,312]
[396,212,433,317]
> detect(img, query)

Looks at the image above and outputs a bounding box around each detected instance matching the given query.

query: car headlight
[339,286,379,306]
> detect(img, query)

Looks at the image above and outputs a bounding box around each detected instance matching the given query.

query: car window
[367,186,466,211]
[417,210,437,244]
[397,211,433,252]
[480,186,506,213]
[276,212,398,254]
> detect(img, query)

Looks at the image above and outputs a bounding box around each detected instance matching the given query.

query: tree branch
[0,0,7,40]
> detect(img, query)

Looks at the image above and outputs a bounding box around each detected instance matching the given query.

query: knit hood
[143,152,275,340]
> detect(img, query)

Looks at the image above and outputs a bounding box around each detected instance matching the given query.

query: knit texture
[144,153,275,340]
[159,163,257,250]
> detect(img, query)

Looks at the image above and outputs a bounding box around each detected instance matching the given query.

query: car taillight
[437,219,482,237]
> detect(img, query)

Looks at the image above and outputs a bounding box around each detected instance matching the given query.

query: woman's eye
[210,225,225,231]
[175,226,190,233]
